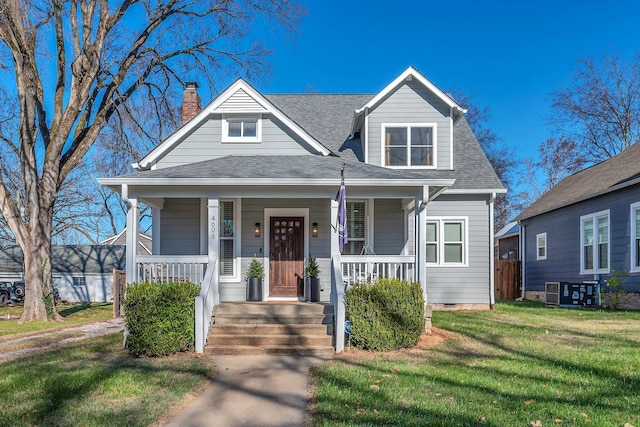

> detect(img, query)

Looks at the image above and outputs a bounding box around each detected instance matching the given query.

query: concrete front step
[206,302,335,356]
[215,302,332,316]
[213,314,331,325]
[211,323,330,335]
[208,333,333,347]
[205,344,335,357]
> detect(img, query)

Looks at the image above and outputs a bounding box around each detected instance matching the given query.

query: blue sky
[244,0,640,161]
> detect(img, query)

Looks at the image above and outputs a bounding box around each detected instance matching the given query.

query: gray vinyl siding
[160,198,200,255]
[366,81,451,169]
[219,198,332,302]
[374,199,405,255]
[155,114,316,169]
[523,184,640,293]
[425,194,492,304]
[218,88,268,112]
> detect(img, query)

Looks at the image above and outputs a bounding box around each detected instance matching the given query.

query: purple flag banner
[336,165,348,253]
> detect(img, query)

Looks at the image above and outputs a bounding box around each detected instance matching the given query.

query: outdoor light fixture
[312,222,318,238]
[254,222,261,237]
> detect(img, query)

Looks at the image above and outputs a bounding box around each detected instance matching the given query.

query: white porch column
[415,195,427,302]
[152,207,161,255]
[330,199,346,353]
[125,198,139,284]
[207,197,220,302]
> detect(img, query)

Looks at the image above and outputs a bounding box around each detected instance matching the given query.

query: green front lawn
[0,303,114,338]
[0,333,215,427]
[309,301,640,426]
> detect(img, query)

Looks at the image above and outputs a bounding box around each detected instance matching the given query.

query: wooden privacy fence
[113,269,126,317]
[494,260,521,300]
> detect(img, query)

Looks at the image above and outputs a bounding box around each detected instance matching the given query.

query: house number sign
[210,213,216,239]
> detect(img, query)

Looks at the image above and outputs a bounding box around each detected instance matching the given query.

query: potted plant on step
[246,256,264,302]
[305,256,321,302]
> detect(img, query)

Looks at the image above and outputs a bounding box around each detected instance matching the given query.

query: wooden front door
[269,217,304,297]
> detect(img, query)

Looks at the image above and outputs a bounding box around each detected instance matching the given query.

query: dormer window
[382,123,436,168]
[222,115,262,143]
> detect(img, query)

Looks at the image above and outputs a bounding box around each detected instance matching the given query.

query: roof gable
[516,142,640,221]
[135,79,331,170]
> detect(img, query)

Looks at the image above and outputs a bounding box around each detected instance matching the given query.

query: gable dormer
[351,67,465,171]
[134,79,331,171]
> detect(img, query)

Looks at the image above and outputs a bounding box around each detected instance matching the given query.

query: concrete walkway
[163,355,330,427]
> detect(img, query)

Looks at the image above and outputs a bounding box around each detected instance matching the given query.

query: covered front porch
[100,157,454,352]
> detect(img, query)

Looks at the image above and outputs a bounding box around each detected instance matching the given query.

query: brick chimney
[181,82,201,125]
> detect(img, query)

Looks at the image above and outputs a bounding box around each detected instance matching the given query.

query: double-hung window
[631,202,640,272]
[341,201,366,255]
[426,218,466,265]
[383,123,436,168]
[580,210,609,274]
[222,115,261,142]
[220,201,236,276]
[536,233,547,260]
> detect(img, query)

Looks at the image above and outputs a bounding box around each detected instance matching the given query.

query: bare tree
[0,0,304,322]
[452,90,517,229]
[551,53,640,162]
[515,137,587,210]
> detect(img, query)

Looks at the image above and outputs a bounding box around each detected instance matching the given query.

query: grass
[0,303,114,338]
[308,301,640,426]
[0,333,215,427]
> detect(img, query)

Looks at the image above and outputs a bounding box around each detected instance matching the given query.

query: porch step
[206,302,334,356]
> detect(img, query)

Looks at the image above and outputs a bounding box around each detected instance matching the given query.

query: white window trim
[219,198,241,282]
[425,216,468,267]
[342,199,370,255]
[536,232,547,261]
[221,114,262,143]
[630,201,640,273]
[380,122,437,169]
[580,209,610,275]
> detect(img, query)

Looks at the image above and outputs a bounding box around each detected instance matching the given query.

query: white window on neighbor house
[382,123,436,168]
[341,201,366,255]
[631,202,640,273]
[222,115,262,143]
[536,232,547,260]
[219,200,237,277]
[580,210,610,274]
[426,218,467,266]
[72,277,85,287]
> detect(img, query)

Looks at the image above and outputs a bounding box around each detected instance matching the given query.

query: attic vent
[545,282,560,306]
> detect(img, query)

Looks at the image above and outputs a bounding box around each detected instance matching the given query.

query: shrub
[602,270,628,310]
[246,256,264,279]
[345,278,425,351]
[123,281,200,356]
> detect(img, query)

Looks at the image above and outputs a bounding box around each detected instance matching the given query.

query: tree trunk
[19,209,61,323]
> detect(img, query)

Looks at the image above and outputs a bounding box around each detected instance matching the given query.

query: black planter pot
[247,278,263,301]
[308,278,321,302]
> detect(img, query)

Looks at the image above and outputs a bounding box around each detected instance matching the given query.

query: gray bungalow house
[0,245,125,302]
[516,142,640,309]
[99,66,504,352]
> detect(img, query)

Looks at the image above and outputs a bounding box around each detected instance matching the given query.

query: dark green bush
[345,278,425,351]
[123,281,200,356]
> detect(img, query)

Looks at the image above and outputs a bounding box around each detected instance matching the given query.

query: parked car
[11,281,25,303]
[0,281,11,305]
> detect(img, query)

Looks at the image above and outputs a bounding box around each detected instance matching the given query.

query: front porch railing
[136,255,208,284]
[341,255,416,286]
[195,257,219,353]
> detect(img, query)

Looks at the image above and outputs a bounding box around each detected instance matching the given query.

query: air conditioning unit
[545,282,560,305]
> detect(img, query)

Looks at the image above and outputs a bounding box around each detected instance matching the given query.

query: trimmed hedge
[123,281,200,356]
[345,278,425,351]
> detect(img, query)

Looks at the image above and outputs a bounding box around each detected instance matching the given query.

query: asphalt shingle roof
[516,142,640,221]
[0,245,126,274]
[264,94,373,161]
